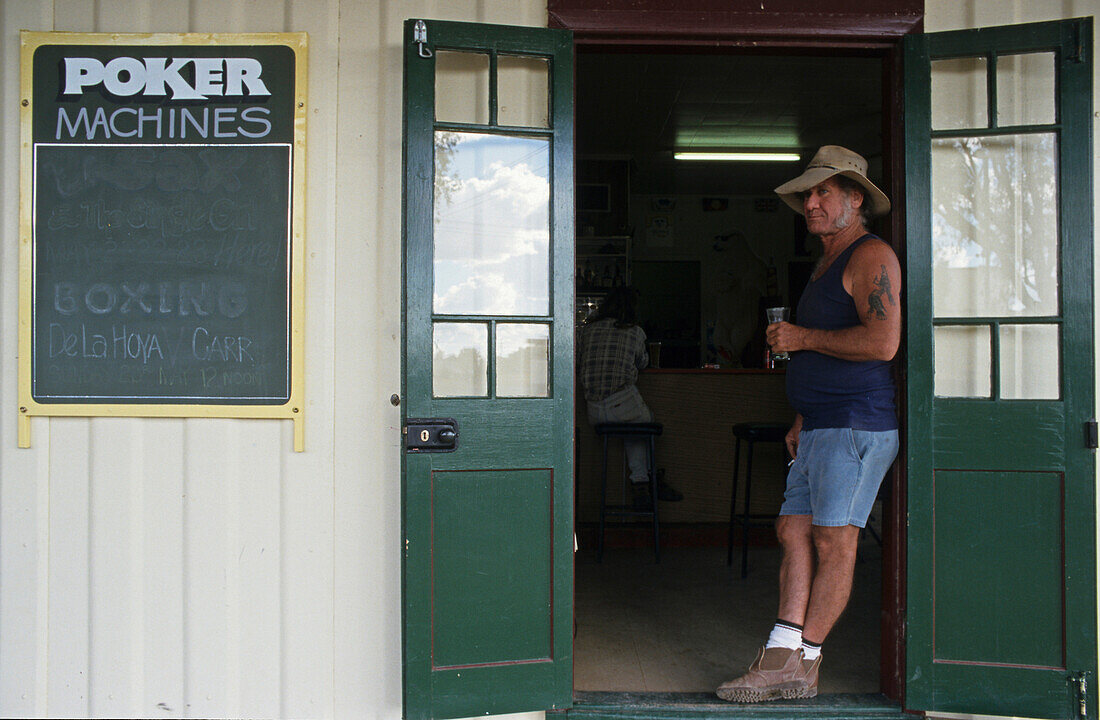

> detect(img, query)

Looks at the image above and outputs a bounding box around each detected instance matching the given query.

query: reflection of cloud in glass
[434,132,550,315]
[435,274,524,315]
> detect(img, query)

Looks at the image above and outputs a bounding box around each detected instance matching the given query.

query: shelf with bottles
[577,256,628,293]
[576,235,630,294]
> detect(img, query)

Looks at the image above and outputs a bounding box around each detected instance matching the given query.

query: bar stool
[594,422,662,563]
[727,422,790,577]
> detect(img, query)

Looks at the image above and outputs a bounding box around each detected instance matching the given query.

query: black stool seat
[728,421,790,577]
[594,422,663,562]
[595,422,663,437]
[732,422,788,443]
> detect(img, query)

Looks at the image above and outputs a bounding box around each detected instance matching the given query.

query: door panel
[402,19,574,720]
[905,18,1095,719]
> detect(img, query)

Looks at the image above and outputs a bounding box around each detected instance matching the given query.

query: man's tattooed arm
[866,264,896,320]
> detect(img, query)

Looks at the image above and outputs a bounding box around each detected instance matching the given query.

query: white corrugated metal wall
[0,1,546,718]
[0,1,1096,719]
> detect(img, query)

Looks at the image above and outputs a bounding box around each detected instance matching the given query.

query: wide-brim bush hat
[774,145,891,216]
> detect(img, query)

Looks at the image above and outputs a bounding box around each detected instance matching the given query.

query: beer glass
[766,306,790,361]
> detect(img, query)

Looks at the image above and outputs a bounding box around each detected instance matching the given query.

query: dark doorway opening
[570,46,907,704]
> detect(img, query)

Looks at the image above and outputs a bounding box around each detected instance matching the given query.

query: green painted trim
[923,17,1078,58]
[903,27,934,712]
[933,316,1063,324]
[930,124,1063,138]
[1057,17,1098,720]
[555,692,908,720]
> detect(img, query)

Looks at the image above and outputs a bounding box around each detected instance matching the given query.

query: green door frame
[401,18,575,720]
[904,17,1096,720]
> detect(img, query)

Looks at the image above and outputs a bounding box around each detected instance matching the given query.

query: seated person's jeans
[586,385,654,484]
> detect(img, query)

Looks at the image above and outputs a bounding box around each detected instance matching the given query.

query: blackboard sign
[20,33,307,448]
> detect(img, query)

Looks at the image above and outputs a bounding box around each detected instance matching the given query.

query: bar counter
[576,368,797,525]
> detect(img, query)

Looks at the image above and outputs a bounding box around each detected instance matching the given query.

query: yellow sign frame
[18,31,309,451]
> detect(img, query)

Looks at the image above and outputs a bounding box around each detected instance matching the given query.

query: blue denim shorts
[779,428,899,527]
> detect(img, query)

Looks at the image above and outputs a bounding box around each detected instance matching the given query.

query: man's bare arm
[786,413,803,459]
[767,240,901,362]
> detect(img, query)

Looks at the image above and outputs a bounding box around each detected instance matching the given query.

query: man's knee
[811,524,860,561]
[776,515,812,548]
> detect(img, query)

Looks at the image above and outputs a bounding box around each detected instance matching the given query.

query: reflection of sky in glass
[434,132,550,315]
[931,134,1058,317]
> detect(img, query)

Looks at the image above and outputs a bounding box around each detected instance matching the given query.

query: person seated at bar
[578,286,682,507]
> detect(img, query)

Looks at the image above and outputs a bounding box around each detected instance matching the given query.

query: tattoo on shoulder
[866,264,896,320]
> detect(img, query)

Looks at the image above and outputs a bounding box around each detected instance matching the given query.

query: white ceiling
[576,52,884,195]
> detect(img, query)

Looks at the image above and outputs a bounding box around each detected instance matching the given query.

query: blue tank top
[786,234,897,431]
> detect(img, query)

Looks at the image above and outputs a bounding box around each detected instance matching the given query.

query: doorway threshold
[553,692,908,720]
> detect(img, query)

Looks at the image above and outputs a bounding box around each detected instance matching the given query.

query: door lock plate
[405,418,458,452]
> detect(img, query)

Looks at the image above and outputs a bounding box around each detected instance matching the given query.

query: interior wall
[628,194,802,366]
[0,2,549,719]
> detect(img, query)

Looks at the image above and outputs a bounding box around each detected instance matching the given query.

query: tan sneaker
[716,646,817,702]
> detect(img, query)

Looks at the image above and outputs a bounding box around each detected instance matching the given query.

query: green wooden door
[905,18,1096,719]
[401,18,574,720]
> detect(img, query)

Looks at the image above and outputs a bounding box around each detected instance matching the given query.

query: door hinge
[1086,419,1098,450]
[1069,20,1085,63]
[413,20,433,58]
[1070,672,1090,719]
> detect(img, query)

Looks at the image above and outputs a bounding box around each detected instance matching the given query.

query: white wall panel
[0,1,53,717]
[137,421,186,718]
[0,0,346,716]
[283,0,339,713]
[47,418,91,717]
[332,0,398,712]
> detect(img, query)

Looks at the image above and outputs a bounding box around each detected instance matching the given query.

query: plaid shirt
[579,318,648,402]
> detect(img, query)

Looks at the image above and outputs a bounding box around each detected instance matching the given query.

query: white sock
[765,620,803,650]
[801,639,822,660]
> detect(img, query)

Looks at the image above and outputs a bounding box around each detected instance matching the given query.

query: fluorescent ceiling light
[674,151,801,162]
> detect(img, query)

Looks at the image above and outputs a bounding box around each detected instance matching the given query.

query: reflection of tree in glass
[433,344,487,397]
[932,135,1057,315]
[496,336,549,397]
[434,132,462,221]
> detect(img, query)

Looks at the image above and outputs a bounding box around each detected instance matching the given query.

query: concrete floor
[574,540,882,694]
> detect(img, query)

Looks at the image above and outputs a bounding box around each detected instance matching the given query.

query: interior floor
[574,540,882,695]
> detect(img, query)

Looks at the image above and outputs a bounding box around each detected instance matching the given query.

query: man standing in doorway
[717,146,901,702]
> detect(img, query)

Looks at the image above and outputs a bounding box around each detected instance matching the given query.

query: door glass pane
[496,323,550,397]
[1000,324,1060,399]
[436,50,489,125]
[434,322,488,397]
[498,55,550,128]
[997,52,1056,127]
[433,131,550,315]
[932,134,1058,317]
[932,57,988,130]
[935,325,991,398]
